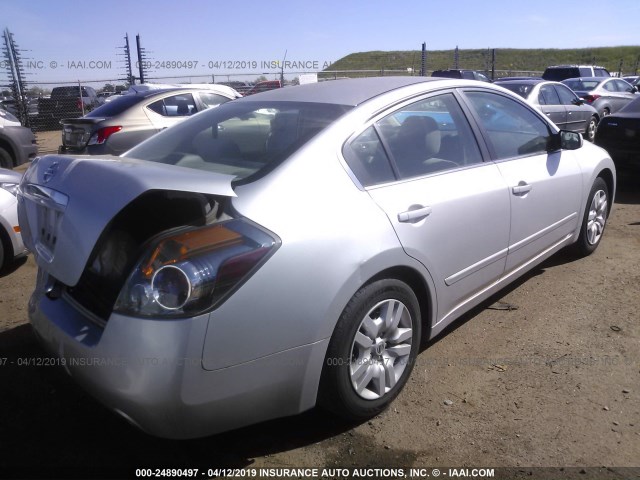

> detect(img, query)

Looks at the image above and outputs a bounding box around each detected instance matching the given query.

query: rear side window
[539,85,561,105]
[465,91,552,160]
[148,93,197,117]
[345,92,483,185]
[579,67,593,76]
[344,127,395,186]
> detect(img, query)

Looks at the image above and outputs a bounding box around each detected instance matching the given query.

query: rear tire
[319,279,421,420]
[0,147,13,169]
[572,177,609,257]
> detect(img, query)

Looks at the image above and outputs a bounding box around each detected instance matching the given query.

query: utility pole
[421,42,426,76]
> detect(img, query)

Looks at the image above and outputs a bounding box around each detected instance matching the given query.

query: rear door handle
[512,184,532,195]
[398,206,432,223]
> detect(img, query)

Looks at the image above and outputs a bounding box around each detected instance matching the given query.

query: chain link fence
[3,42,638,154]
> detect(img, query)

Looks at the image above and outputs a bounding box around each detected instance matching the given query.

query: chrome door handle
[512,184,532,195]
[398,206,432,223]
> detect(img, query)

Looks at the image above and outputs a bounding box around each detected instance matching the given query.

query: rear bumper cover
[29,275,327,439]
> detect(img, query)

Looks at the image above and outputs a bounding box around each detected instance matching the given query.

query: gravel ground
[0,162,638,479]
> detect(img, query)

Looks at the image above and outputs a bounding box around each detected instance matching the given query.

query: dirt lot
[0,163,638,478]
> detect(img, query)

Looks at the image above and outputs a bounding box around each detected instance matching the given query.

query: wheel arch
[0,136,18,168]
[597,168,615,218]
[359,265,436,346]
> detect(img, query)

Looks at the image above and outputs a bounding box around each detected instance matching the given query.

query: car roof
[563,77,606,82]
[495,79,545,85]
[234,77,441,106]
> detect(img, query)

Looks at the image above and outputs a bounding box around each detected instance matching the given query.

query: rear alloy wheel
[319,279,421,420]
[573,177,609,257]
[585,116,598,142]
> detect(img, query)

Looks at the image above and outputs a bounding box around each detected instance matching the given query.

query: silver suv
[543,65,610,82]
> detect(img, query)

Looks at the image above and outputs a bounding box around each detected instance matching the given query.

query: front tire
[573,177,609,257]
[585,116,598,142]
[319,279,421,420]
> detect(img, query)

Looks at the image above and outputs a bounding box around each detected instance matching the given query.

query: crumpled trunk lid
[18,154,236,288]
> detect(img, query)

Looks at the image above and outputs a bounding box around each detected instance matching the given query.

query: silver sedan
[495,78,600,141]
[562,76,638,118]
[18,77,616,438]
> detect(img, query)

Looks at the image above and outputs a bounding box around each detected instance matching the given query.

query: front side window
[555,84,579,105]
[127,101,350,181]
[613,80,633,93]
[465,91,552,160]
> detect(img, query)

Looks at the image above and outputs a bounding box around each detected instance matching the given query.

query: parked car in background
[431,69,491,82]
[542,65,610,81]
[242,80,282,96]
[19,77,615,439]
[623,75,639,86]
[495,78,600,141]
[594,96,640,172]
[562,77,638,118]
[0,107,38,168]
[216,81,252,95]
[59,85,241,155]
[0,168,27,271]
[37,86,101,127]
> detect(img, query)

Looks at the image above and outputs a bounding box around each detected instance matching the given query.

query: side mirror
[572,98,585,106]
[548,130,583,152]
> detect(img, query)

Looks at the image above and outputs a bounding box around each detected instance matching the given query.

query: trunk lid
[61,119,106,149]
[18,154,236,287]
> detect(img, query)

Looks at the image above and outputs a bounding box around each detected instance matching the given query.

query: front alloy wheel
[585,116,598,142]
[319,279,421,420]
[573,177,609,257]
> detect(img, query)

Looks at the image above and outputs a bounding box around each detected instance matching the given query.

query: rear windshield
[86,94,146,117]
[542,68,578,81]
[52,86,89,97]
[125,101,351,182]
[562,79,602,91]
[431,70,460,79]
[497,83,534,99]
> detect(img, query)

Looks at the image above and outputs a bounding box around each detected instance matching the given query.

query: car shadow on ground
[0,322,360,477]
[0,264,555,477]
[615,170,640,206]
[0,256,27,279]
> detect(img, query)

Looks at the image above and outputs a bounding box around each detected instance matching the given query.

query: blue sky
[2,0,639,85]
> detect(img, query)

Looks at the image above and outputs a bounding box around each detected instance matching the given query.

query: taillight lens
[88,126,123,145]
[114,219,278,318]
[583,94,600,103]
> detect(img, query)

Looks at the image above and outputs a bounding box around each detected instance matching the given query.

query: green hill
[323,47,640,78]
